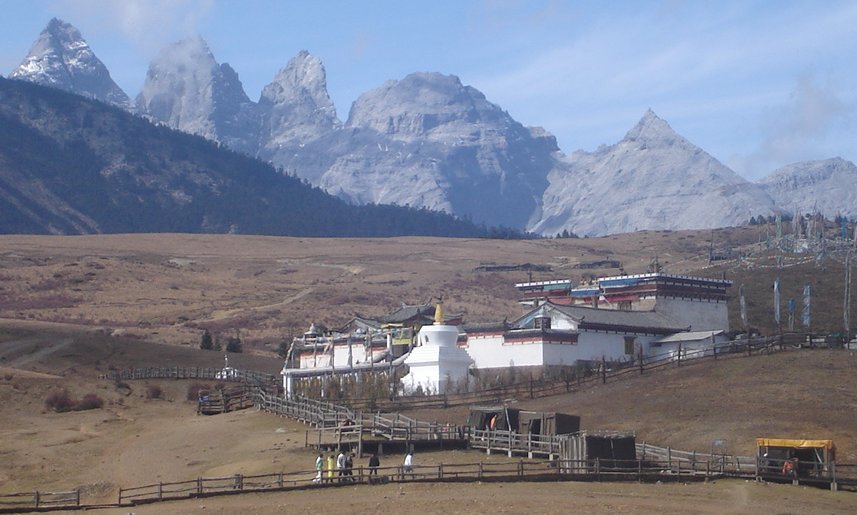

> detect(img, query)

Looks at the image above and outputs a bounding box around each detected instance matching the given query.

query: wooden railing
[468,428,561,458]
[115,458,740,506]
[0,490,79,510]
[338,335,800,410]
[100,366,278,385]
[637,442,756,475]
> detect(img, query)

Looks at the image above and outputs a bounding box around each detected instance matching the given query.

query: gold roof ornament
[434,301,444,325]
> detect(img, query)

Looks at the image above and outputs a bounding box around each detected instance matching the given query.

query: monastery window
[624,336,636,355]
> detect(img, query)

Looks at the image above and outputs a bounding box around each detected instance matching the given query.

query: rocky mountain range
[531,110,777,236]
[7,19,857,236]
[9,18,131,110]
[759,157,857,220]
[0,77,499,238]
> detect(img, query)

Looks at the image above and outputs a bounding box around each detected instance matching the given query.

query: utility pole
[846,250,853,341]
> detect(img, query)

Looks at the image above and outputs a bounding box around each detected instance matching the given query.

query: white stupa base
[402,324,472,395]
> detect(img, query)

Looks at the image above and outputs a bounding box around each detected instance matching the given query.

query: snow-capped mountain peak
[136,36,259,155]
[9,18,131,109]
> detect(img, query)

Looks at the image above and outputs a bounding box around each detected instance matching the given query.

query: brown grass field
[2,229,857,513]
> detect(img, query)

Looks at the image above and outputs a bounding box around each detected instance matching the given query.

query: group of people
[312,449,414,484]
[313,450,357,483]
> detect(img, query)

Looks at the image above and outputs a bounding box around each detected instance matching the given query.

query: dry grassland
[2,229,854,513]
[0,229,755,351]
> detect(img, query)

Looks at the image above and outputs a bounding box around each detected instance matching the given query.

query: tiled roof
[380,304,434,323]
[654,330,725,344]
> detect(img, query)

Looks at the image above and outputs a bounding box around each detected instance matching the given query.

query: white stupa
[401,302,473,395]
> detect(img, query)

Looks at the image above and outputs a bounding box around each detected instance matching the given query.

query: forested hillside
[0,78,517,238]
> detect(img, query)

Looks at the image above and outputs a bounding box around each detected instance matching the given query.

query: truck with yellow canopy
[756,438,835,480]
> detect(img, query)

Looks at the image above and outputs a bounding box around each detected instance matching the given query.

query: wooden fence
[637,442,756,475]
[339,334,795,411]
[100,366,278,385]
[469,428,561,458]
[115,457,741,506]
[0,490,79,511]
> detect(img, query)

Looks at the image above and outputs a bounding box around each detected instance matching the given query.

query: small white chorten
[401,302,472,395]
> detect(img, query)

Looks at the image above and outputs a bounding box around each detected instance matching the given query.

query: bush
[145,384,163,399]
[225,336,243,353]
[200,329,213,350]
[187,382,210,401]
[45,389,76,412]
[75,393,104,411]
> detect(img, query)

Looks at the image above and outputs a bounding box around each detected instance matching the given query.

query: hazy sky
[2,0,856,180]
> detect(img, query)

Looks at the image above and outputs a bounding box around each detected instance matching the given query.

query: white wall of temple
[463,334,545,368]
[653,333,730,360]
[464,331,668,369]
[654,297,729,332]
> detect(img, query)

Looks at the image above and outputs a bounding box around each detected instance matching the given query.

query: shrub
[75,393,104,411]
[145,384,163,399]
[225,336,243,353]
[187,382,210,401]
[45,389,76,412]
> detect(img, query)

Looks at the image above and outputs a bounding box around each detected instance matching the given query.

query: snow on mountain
[530,110,776,236]
[758,157,857,219]
[298,72,561,229]
[9,18,131,109]
[257,50,340,161]
[135,37,260,155]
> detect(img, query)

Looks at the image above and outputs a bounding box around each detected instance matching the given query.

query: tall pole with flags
[846,251,853,341]
[802,283,812,341]
[774,278,781,334]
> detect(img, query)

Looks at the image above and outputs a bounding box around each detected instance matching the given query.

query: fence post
[76,488,80,507]
[601,356,606,384]
[831,461,838,492]
[118,488,123,505]
[639,347,644,374]
[595,457,600,481]
[197,477,203,495]
[158,482,163,500]
[677,343,682,366]
[667,447,671,470]
[638,459,642,483]
[34,491,39,508]
[478,462,483,479]
[508,430,513,458]
[519,459,524,478]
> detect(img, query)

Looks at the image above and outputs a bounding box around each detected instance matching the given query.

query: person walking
[368,452,380,484]
[345,452,354,482]
[313,453,323,483]
[403,450,414,479]
[326,453,336,483]
[337,449,346,483]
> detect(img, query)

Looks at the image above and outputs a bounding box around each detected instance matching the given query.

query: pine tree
[277,338,290,359]
[226,336,243,353]
[200,329,213,350]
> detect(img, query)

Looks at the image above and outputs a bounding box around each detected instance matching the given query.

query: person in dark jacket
[368,452,380,484]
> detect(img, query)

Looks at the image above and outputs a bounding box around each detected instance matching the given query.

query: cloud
[734,75,856,178]
[51,0,214,52]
